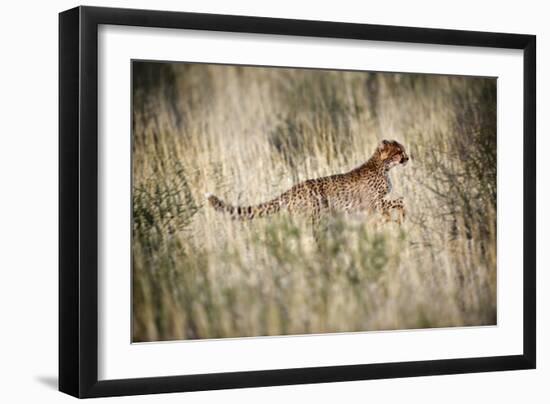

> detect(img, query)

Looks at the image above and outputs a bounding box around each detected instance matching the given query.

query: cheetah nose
[401,156,409,164]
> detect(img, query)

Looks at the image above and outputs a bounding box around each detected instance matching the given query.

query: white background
[0,0,547,403]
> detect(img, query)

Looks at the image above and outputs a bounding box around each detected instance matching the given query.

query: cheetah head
[377,139,409,168]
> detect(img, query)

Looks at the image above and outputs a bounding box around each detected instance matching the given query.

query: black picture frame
[59,5,536,398]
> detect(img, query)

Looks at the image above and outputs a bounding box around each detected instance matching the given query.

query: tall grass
[132,62,497,342]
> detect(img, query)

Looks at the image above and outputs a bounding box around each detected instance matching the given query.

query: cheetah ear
[378,139,390,151]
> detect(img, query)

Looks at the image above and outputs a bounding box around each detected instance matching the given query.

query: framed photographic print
[59,6,536,398]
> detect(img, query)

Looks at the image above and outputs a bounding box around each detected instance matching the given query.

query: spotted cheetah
[207,139,409,223]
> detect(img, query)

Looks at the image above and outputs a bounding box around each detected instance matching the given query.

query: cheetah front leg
[379,197,406,224]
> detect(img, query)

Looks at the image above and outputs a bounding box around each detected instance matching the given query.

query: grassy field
[131,62,497,342]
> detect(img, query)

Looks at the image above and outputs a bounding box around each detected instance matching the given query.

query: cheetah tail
[205,193,281,220]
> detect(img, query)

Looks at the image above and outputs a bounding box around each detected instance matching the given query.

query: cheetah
[206,139,409,223]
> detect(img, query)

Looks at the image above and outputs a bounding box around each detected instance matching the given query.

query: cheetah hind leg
[310,213,326,247]
[396,204,406,224]
[392,197,406,224]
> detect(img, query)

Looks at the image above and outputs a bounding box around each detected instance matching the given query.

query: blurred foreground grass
[132,63,497,342]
